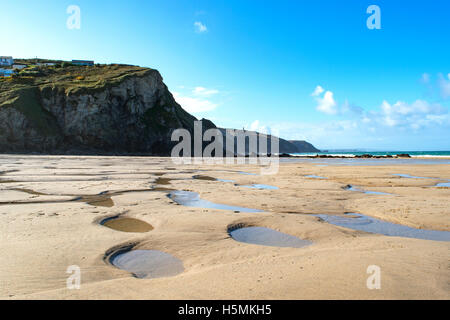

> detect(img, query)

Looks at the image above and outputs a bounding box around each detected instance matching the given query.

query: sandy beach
[0,155,449,299]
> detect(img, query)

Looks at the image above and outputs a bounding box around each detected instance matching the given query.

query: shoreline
[1,153,450,159]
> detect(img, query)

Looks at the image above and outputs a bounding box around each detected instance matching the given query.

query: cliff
[0,61,318,156]
[0,64,199,155]
[289,140,320,153]
[217,129,301,155]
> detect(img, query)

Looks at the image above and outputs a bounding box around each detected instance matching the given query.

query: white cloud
[438,73,450,99]
[173,91,217,113]
[311,85,324,96]
[245,120,271,134]
[311,85,338,115]
[193,86,219,96]
[194,21,207,33]
[316,90,337,115]
[172,86,221,113]
[373,99,447,129]
[249,120,260,131]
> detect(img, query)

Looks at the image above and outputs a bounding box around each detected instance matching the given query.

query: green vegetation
[2,63,154,94]
[0,59,199,154]
[0,87,60,136]
[0,62,157,139]
[1,62,156,105]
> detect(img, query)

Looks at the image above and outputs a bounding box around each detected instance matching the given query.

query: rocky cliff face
[289,140,320,153]
[0,64,198,155]
[217,128,301,155]
[0,62,319,156]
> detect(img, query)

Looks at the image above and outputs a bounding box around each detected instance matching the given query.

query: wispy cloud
[251,101,450,149]
[311,85,324,97]
[193,86,219,96]
[245,120,271,134]
[420,72,450,100]
[341,100,364,115]
[194,21,207,33]
[377,99,447,129]
[421,73,431,84]
[311,80,449,131]
[173,86,219,113]
[173,92,217,113]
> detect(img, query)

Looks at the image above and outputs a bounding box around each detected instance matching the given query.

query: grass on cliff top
[0,64,156,104]
[0,87,60,136]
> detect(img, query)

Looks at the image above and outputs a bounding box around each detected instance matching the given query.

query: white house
[0,56,14,66]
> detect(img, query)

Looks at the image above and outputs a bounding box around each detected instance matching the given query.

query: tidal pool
[393,174,433,179]
[316,213,450,241]
[393,174,450,187]
[238,171,258,176]
[229,226,312,248]
[192,175,217,181]
[168,190,263,213]
[240,184,279,190]
[217,179,235,183]
[435,182,450,187]
[111,249,184,279]
[344,185,391,195]
[101,216,153,233]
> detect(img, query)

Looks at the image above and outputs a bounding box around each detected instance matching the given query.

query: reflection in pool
[111,249,184,279]
[238,171,258,176]
[344,185,392,195]
[393,174,433,179]
[316,213,450,241]
[435,182,450,187]
[240,184,279,190]
[168,190,263,213]
[217,179,235,183]
[229,226,312,248]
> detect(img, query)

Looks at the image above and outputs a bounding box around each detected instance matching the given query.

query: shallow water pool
[111,249,184,279]
[316,213,450,241]
[229,226,312,248]
[169,190,263,213]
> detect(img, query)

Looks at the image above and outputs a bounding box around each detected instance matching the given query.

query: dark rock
[289,140,320,153]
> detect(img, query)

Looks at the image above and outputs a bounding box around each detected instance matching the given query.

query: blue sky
[2,0,450,150]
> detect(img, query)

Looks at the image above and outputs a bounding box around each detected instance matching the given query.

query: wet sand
[0,155,449,299]
[101,217,154,233]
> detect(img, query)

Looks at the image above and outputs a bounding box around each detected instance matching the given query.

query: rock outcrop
[0,64,198,155]
[288,140,320,153]
[0,62,319,156]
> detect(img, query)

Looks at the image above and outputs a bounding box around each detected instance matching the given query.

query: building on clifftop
[0,56,14,66]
